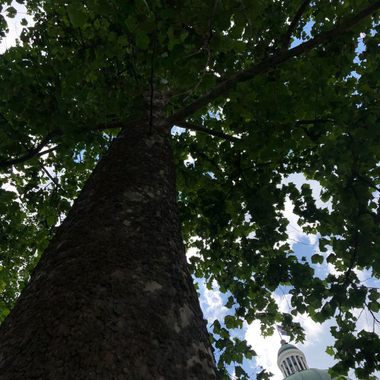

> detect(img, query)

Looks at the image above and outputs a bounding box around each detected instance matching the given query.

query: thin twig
[184,0,219,101]
[176,121,239,142]
[366,303,380,324]
[39,163,64,192]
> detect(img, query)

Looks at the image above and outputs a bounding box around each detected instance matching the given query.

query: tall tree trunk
[0,122,217,379]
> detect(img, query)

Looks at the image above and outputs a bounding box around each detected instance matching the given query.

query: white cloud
[244,317,336,380]
[186,247,200,261]
[280,172,326,250]
[245,320,283,379]
[1,181,17,193]
[282,196,319,251]
[0,3,33,54]
[245,293,335,380]
[195,170,380,379]
[199,279,228,323]
[282,198,304,243]
[282,173,332,211]
[273,293,323,343]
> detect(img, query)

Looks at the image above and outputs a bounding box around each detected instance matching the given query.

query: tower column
[277,340,309,378]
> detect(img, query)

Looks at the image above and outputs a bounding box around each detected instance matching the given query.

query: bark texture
[0,123,217,379]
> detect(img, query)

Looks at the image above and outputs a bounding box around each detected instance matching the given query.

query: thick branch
[281,0,311,50]
[93,119,137,132]
[177,118,331,142]
[166,2,380,124]
[176,121,239,142]
[37,146,59,157]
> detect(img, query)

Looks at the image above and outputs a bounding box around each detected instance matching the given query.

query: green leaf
[311,254,324,265]
[235,365,248,379]
[135,32,150,50]
[67,3,87,28]
[1,1,380,377]
[6,6,17,18]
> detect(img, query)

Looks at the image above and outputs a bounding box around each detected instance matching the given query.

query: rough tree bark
[0,122,217,379]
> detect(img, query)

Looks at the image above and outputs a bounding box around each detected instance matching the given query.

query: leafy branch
[0,131,59,170]
[166,1,380,124]
[0,121,65,191]
[0,119,131,170]
[39,163,64,192]
[366,303,380,324]
[357,174,380,193]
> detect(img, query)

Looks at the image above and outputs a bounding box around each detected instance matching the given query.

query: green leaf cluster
[0,0,380,378]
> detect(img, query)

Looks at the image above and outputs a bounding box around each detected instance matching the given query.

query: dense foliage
[0,0,380,378]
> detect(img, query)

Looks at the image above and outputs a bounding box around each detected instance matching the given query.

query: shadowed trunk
[0,122,217,379]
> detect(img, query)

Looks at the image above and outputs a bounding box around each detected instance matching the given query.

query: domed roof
[278,342,298,355]
[286,368,332,380]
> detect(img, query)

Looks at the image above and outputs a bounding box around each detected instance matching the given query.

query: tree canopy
[0,0,380,378]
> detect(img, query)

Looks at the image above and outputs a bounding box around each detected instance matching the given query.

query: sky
[1,4,380,380]
[196,174,335,379]
[0,4,32,54]
[197,173,380,380]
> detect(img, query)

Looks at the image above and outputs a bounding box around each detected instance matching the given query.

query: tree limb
[166,2,380,124]
[91,119,136,131]
[184,0,219,101]
[176,121,239,142]
[0,118,139,170]
[37,146,59,157]
[0,131,59,170]
[295,118,334,125]
[39,162,65,192]
[366,303,380,324]
[177,118,332,143]
[281,0,311,50]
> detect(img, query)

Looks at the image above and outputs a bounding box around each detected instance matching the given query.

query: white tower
[277,339,309,377]
[277,340,334,380]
